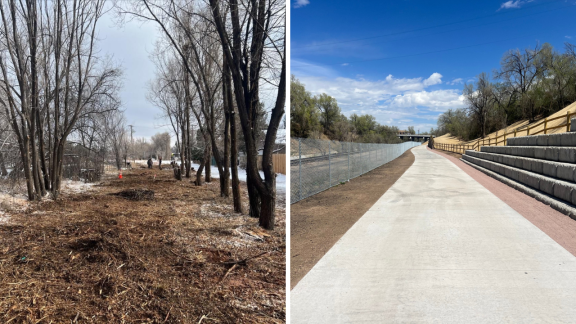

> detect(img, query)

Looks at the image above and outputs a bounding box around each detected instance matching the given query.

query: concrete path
[291,145,576,323]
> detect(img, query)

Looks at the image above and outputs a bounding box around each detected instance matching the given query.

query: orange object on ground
[119,172,123,179]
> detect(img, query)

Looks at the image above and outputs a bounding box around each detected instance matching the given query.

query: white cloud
[389,90,465,111]
[295,72,465,129]
[499,0,533,10]
[566,36,573,39]
[447,78,464,85]
[341,63,349,66]
[294,0,310,8]
[423,72,443,87]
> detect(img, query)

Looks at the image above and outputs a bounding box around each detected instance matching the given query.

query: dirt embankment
[0,167,285,323]
[290,148,416,289]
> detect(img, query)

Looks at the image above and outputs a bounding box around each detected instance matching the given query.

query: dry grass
[0,168,286,323]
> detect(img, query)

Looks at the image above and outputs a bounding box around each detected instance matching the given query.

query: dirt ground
[0,166,285,323]
[290,148,416,289]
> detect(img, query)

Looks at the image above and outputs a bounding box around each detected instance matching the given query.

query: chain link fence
[291,138,421,203]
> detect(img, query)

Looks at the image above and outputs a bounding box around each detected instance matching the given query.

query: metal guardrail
[291,138,421,204]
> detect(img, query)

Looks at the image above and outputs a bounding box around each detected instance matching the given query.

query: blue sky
[96,6,283,142]
[97,12,166,140]
[291,0,576,133]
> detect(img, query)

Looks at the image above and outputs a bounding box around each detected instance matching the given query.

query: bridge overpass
[397,134,431,142]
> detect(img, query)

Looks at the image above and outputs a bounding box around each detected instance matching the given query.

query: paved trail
[291,145,576,323]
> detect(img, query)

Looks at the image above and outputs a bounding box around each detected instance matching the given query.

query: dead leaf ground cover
[0,167,286,323]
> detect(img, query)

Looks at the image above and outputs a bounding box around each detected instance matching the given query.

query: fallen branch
[221,249,277,266]
[219,263,238,283]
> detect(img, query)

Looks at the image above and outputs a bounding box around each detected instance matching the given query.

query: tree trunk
[225,58,242,212]
[220,118,231,197]
[259,178,276,230]
[21,140,36,201]
[37,109,50,190]
[205,143,212,182]
[28,0,45,198]
[0,151,8,176]
[183,54,192,179]
[230,115,242,213]
[195,147,207,186]
[220,57,231,197]
[246,157,261,218]
[256,54,286,228]
[186,112,192,178]
[51,142,66,200]
[180,122,185,180]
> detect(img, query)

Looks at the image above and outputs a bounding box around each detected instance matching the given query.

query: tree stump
[174,167,182,181]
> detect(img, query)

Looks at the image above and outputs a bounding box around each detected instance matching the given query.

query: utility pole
[128,125,134,163]
[128,125,134,144]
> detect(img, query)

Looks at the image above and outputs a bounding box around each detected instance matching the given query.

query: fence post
[360,145,363,175]
[299,138,302,201]
[329,141,332,187]
[348,142,350,181]
[514,129,517,137]
[527,126,530,136]
[544,118,548,134]
[567,111,570,132]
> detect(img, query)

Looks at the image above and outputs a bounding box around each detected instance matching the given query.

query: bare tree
[209,0,286,229]
[0,0,122,200]
[118,1,243,205]
[496,44,547,122]
[151,132,171,160]
[116,0,284,228]
[104,110,128,170]
[464,72,495,138]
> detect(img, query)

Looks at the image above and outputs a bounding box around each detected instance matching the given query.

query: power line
[293,0,567,49]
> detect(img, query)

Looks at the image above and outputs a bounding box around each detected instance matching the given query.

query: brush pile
[113,188,155,201]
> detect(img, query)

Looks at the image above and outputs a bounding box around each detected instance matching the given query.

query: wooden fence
[256,154,286,174]
[435,111,576,154]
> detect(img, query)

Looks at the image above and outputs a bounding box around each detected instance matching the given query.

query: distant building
[398,130,409,135]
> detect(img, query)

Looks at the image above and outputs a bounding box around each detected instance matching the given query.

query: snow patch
[61,180,94,194]
[0,191,29,210]
[0,211,9,224]
[187,163,286,193]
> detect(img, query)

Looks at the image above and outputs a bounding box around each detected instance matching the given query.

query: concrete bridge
[397,134,431,142]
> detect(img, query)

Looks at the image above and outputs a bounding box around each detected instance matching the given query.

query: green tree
[315,93,341,136]
[331,114,353,141]
[290,75,320,138]
[350,114,377,137]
